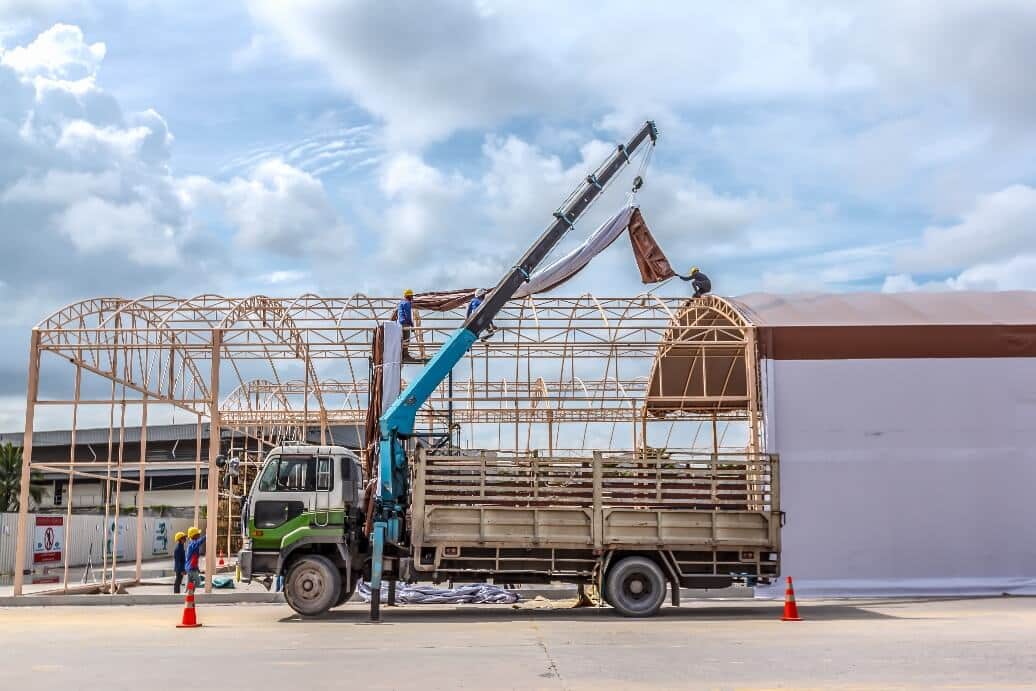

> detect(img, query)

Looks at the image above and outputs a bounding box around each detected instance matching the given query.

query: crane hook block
[632,175,644,192]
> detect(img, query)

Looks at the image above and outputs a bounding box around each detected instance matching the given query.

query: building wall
[0,513,194,575]
[761,356,1036,596]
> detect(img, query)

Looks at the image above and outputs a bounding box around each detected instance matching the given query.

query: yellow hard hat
[689,266,700,275]
[403,289,414,297]
[174,531,186,541]
[187,527,201,538]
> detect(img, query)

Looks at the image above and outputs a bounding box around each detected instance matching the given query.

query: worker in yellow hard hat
[679,266,712,298]
[173,531,188,594]
[184,526,206,590]
[398,289,426,364]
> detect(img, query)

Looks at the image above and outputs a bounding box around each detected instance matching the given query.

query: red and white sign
[33,516,64,564]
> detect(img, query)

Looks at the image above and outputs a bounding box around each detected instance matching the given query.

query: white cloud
[219,158,353,258]
[0,23,104,81]
[55,197,180,266]
[898,185,1036,272]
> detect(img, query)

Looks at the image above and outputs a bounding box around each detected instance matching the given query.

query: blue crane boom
[368,120,658,619]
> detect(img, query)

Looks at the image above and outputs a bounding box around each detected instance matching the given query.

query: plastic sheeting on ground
[356,580,521,604]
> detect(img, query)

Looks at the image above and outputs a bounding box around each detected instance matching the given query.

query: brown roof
[731,291,1036,327]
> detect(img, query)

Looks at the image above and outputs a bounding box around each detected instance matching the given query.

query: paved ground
[1,596,1034,690]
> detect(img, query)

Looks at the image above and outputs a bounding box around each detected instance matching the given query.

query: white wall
[0,513,194,575]
[761,357,1036,596]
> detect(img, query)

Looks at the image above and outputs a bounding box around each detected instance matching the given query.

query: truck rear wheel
[284,554,341,616]
[606,556,667,617]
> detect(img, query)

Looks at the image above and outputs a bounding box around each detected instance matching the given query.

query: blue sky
[1,0,1036,427]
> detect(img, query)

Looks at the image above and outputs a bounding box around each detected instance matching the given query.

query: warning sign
[33,516,64,564]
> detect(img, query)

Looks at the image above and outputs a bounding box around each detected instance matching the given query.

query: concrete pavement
[2,596,1035,689]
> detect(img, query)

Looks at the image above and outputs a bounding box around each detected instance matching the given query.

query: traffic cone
[176,581,202,628]
[781,576,802,621]
[218,550,225,567]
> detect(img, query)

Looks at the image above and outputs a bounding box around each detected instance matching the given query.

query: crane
[368,120,659,619]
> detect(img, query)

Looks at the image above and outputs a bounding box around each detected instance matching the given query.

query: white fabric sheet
[381,321,402,413]
[513,206,635,298]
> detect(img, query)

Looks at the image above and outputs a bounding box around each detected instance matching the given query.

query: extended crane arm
[367,122,657,620]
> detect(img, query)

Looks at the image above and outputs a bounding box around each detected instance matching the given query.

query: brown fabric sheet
[627,208,676,283]
[362,323,385,535]
[412,289,477,311]
[758,324,1036,360]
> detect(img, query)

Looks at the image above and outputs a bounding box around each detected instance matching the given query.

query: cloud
[897,185,1036,272]
[219,158,353,258]
[1,23,104,81]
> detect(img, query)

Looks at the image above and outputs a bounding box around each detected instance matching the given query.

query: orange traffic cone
[781,576,802,621]
[176,581,202,628]
[218,550,225,567]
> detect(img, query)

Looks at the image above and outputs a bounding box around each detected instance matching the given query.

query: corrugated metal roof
[733,291,1036,327]
[0,423,364,449]
[0,423,212,448]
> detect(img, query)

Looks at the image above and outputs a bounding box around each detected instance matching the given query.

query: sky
[1,0,1035,430]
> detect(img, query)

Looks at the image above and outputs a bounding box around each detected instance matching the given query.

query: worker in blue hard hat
[679,266,712,298]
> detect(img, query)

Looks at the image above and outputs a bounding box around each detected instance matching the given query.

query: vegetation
[0,442,47,512]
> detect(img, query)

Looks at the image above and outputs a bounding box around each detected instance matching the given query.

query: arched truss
[34,292,761,444]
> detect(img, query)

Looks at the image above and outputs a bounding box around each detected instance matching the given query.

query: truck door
[313,455,334,527]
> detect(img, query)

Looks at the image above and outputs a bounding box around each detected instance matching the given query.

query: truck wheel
[606,556,667,617]
[334,572,357,607]
[284,554,341,616]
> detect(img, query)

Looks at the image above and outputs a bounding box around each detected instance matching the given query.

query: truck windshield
[257,455,316,492]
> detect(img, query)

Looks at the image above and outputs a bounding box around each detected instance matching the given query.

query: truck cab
[238,444,365,614]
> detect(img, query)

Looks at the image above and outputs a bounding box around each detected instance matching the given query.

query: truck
[239,445,780,617]
[236,121,782,618]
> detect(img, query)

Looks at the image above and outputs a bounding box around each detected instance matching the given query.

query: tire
[605,556,668,618]
[284,554,341,616]
[333,572,357,607]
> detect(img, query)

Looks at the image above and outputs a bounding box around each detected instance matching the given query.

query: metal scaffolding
[12,292,761,596]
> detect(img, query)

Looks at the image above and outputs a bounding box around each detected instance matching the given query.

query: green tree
[0,442,47,512]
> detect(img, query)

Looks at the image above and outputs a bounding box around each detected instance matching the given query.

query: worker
[184,526,206,590]
[680,266,712,298]
[398,289,425,364]
[466,288,497,340]
[173,531,187,594]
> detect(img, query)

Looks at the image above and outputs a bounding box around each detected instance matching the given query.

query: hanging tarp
[627,208,676,283]
[512,206,635,299]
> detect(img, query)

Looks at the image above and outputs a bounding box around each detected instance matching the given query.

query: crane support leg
[369,522,385,622]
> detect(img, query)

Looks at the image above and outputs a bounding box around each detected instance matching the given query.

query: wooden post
[205,329,223,593]
[135,396,147,582]
[61,362,81,592]
[193,414,202,527]
[12,330,41,596]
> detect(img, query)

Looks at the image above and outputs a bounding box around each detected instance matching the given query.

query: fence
[0,513,193,576]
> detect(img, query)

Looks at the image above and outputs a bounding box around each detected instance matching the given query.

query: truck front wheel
[284,554,341,616]
[606,556,667,617]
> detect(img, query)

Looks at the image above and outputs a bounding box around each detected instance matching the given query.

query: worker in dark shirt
[173,531,187,594]
[466,288,497,341]
[398,289,424,364]
[680,266,712,298]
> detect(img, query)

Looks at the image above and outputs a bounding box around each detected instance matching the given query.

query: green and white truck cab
[238,444,366,614]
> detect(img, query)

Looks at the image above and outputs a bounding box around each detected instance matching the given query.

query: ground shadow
[277,600,901,625]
